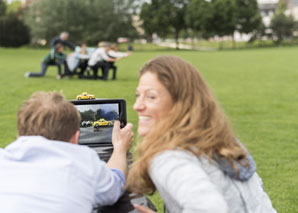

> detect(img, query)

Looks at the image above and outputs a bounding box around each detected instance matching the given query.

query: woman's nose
[133,97,145,111]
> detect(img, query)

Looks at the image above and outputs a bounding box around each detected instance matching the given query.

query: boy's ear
[69,130,79,144]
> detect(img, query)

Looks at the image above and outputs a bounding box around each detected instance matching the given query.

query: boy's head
[111,43,119,51]
[18,92,81,142]
[55,43,64,53]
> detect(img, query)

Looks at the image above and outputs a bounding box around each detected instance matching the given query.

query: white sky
[75,104,119,115]
[257,0,279,4]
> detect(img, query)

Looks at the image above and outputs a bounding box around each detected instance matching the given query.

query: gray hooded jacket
[149,144,276,213]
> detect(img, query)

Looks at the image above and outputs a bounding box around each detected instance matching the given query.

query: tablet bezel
[70,99,127,146]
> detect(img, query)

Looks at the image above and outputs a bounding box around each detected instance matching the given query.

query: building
[286,0,298,20]
[258,0,279,26]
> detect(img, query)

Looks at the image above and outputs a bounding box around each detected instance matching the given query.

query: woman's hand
[112,121,133,153]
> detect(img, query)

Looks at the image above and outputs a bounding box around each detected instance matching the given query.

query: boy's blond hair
[18,91,81,142]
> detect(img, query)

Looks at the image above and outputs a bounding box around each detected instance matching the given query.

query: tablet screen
[74,103,119,144]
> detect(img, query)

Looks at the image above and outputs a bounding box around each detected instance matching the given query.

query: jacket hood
[213,140,256,182]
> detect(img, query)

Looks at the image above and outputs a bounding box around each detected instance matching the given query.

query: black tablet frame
[70,99,127,146]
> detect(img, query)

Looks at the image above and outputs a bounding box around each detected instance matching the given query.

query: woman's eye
[147,95,156,100]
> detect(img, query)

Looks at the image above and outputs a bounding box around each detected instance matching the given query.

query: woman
[127,56,276,213]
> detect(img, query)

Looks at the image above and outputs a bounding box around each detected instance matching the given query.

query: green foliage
[187,0,258,39]
[0,13,30,47]
[6,1,22,15]
[0,0,6,17]
[24,0,138,45]
[235,0,262,34]
[270,1,297,44]
[1,47,298,212]
[81,110,96,121]
[185,0,211,35]
[208,0,237,37]
[140,0,188,47]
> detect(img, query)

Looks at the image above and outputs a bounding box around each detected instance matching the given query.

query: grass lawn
[1,46,298,212]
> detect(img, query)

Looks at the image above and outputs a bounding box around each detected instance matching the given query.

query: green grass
[1,46,298,212]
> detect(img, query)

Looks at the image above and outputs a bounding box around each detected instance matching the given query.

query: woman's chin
[137,126,150,137]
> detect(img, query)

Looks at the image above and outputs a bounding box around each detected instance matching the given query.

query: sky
[6,0,25,3]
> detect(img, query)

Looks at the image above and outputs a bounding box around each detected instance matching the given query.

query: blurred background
[1,0,298,50]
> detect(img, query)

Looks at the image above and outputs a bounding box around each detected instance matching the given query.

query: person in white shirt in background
[127,55,276,213]
[88,42,119,80]
[107,43,132,80]
[0,91,133,213]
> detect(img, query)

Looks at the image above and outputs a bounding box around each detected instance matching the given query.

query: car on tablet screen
[93,119,113,127]
[76,92,95,100]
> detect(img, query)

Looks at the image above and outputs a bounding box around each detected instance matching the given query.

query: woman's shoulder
[150,149,224,184]
[150,149,213,178]
[152,149,212,167]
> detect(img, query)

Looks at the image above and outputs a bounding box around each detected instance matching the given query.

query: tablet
[70,99,127,146]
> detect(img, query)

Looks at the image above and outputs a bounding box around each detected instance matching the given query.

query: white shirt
[0,136,125,213]
[108,50,128,58]
[88,48,109,66]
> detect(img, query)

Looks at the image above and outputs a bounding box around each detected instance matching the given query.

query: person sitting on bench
[88,42,119,81]
[64,43,90,78]
[25,44,66,79]
[107,43,132,80]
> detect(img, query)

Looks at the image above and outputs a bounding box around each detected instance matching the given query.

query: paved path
[158,42,217,51]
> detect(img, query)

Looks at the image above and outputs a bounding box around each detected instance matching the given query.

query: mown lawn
[1,46,298,212]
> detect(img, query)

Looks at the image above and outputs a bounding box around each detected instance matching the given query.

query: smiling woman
[127,55,276,213]
[133,72,172,137]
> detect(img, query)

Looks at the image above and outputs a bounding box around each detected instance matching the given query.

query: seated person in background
[50,31,75,51]
[25,43,66,79]
[107,43,132,80]
[64,43,90,78]
[0,91,133,213]
[88,42,119,80]
[127,45,134,51]
[127,55,276,213]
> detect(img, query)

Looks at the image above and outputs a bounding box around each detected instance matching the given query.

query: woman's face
[133,72,172,136]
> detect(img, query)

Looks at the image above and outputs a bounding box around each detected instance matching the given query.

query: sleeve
[150,150,228,213]
[92,154,125,206]
[78,53,90,60]
[100,50,109,61]
[50,37,57,48]
[108,50,128,58]
[64,40,75,50]
[50,48,55,60]
[54,52,66,60]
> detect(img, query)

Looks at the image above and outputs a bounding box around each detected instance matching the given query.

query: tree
[0,14,31,47]
[185,0,212,38]
[139,2,157,41]
[81,110,96,121]
[206,0,238,48]
[235,0,262,35]
[6,1,22,15]
[167,0,188,49]
[140,0,172,40]
[24,0,138,45]
[0,0,30,47]
[140,0,188,49]
[0,0,6,17]
[270,1,296,44]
